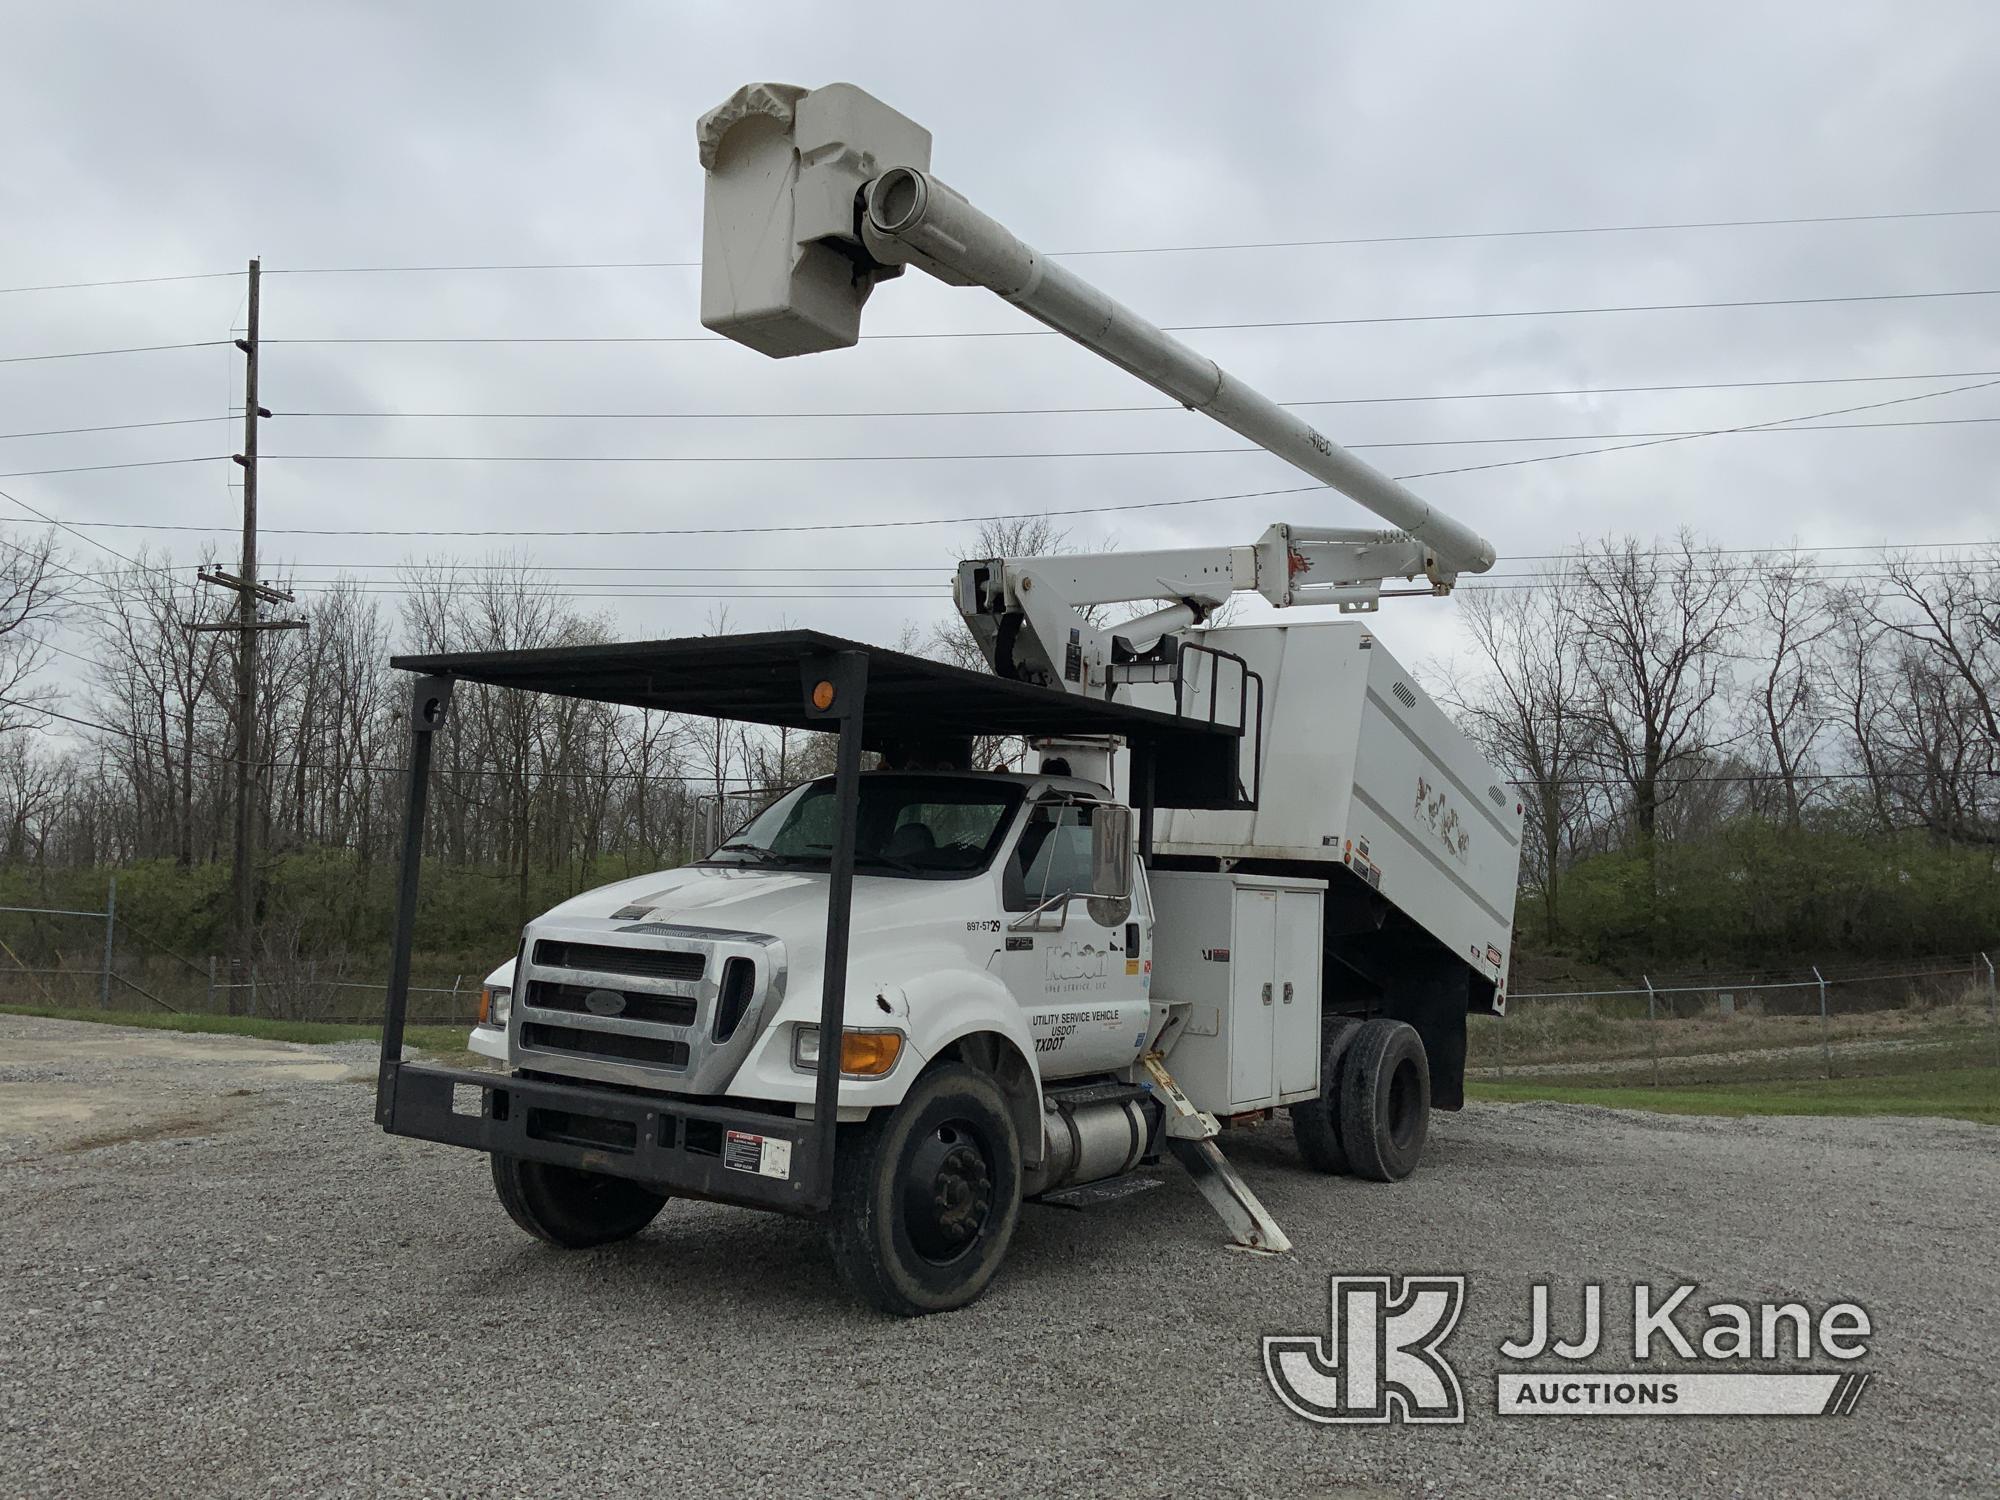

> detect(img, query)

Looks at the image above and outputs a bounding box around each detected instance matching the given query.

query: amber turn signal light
[839,1030,903,1076]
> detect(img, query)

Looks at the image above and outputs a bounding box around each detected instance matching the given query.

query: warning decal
[724,1129,793,1180]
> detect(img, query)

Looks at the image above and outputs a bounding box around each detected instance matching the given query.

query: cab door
[989,798,1152,1077]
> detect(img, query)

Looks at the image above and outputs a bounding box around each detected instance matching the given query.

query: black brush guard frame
[374,653,869,1218]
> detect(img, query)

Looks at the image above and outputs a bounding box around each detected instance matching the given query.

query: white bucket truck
[375,84,1520,1315]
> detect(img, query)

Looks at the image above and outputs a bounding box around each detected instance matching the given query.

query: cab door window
[1003,802,1096,911]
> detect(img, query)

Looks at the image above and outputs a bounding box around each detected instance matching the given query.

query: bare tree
[0,527,68,735]
[88,551,230,866]
[1742,554,1833,826]
[1868,550,2000,772]
[1572,532,1743,849]
[1449,563,1594,941]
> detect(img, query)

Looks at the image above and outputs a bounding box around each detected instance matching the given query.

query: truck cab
[471,770,1153,1119]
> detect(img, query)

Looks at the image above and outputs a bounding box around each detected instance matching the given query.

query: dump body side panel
[1149,620,1522,1002]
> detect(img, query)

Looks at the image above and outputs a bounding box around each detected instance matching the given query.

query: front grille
[526,980,696,1028]
[533,939,704,983]
[521,1023,691,1070]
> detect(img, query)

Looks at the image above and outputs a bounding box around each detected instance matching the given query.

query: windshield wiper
[707,842,791,865]
[857,851,925,874]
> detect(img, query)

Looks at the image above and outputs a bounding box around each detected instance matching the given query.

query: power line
[26,377,2000,542]
[0,417,233,442]
[253,205,2000,275]
[13,366,1996,446]
[19,390,1973,480]
[261,367,2000,421]
[31,542,1989,582]
[254,413,2000,466]
[1040,206,2000,258]
[0,457,226,480]
[51,563,2000,609]
[0,341,231,366]
[61,557,1985,590]
[1390,374,2000,484]
[0,271,242,297]
[0,483,179,580]
[16,694,1995,791]
[1,696,784,787]
[258,285,2000,348]
[8,205,1993,297]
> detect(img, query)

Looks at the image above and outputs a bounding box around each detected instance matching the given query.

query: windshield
[701,775,1025,879]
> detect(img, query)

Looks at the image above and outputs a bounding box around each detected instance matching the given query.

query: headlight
[477,986,512,1029]
[792,1024,904,1077]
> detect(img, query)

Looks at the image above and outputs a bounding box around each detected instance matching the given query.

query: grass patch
[1468,1067,2000,1124]
[0,1003,468,1053]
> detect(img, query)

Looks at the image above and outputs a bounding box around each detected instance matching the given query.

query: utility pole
[192,258,304,997]
[232,257,261,974]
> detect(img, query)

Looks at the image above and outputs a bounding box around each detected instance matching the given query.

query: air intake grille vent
[1392,681,1418,709]
[1488,785,1507,807]
[534,939,703,983]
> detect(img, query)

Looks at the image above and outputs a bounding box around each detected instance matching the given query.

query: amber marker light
[839,1030,903,1076]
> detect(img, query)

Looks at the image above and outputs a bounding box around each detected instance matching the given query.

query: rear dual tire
[1290,1017,1430,1182]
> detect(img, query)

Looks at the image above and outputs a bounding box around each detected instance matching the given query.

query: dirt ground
[3,1014,1996,1499]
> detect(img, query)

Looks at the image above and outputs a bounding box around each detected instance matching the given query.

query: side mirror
[1090,805,1133,899]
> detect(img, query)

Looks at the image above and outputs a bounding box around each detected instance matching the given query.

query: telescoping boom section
[696,81,1498,600]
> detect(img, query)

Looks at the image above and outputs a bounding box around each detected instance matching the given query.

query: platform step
[1033,1173,1165,1211]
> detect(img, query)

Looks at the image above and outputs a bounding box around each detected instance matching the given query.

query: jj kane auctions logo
[1265,1276,1872,1423]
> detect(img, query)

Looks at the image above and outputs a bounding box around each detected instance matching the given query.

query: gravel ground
[3,1013,1995,1500]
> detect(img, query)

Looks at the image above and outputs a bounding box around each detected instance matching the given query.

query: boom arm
[696,82,1501,694]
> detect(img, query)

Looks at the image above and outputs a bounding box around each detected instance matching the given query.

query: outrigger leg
[1140,1052,1293,1256]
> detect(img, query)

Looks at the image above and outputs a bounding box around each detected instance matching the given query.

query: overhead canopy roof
[393,629,1243,808]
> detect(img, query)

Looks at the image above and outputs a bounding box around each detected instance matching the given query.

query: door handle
[1261,982,1272,1007]
[1282,981,1294,1005]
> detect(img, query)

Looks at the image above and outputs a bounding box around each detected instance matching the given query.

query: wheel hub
[903,1123,995,1264]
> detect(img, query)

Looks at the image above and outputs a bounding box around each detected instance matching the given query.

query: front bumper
[377,1060,829,1215]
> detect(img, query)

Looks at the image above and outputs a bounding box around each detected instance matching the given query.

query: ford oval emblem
[583,988,626,1016]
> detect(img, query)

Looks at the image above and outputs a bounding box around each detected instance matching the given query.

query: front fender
[899,967,1040,1092]
[727,957,1039,1116]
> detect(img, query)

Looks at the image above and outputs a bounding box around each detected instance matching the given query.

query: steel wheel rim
[901,1118,996,1266]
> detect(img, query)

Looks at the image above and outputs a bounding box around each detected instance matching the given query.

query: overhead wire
[255,283,2000,349]
[7,203,1995,295]
[12,692,1994,791]
[0,340,231,365]
[251,413,2000,465]
[257,367,2000,420]
[255,205,2000,273]
[13,367,2000,446]
[29,375,2000,539]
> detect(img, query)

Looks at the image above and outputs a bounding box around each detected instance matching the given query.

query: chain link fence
[1475,952,2000,1085]
[3,891,1995,1077]
[0,886,485,1027]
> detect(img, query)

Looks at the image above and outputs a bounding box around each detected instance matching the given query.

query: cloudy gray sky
[5,0,1998,693]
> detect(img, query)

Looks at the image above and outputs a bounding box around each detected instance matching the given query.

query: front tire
[1337,1019,1430,1182]
[825,1063,1023,1317]
[491,1154,670,1248]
